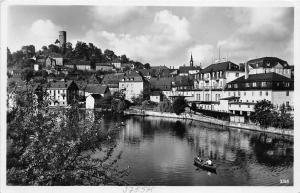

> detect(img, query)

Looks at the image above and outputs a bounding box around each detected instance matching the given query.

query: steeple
[190,53,194,67]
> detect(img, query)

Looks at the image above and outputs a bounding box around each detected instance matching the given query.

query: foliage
[172,96,187,115]
[21,68,35,82]
[191,102,197,111]
[7,85,129,185]
[141,100,157,110]
[250,100,277,129]
[144,63,150,69]
[111,98,128,113]
[155,99,173,113]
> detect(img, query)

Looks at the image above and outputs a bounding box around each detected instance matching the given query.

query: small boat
[194,157,217,173]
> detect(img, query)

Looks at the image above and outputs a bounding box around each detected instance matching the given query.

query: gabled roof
[75,80,88,90]
[228,72,293,84]
[48,80,74,89]
[86,84,109,95]
[247,57,289,69]
[201,61,241,73]
[178,66,201,73]
[123,71,144,82]
[88,94,102,100]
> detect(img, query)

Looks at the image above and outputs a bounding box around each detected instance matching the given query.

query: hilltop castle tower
[59,31,67,52]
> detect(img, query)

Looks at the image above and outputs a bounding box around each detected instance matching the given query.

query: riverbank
[124,108,293,136]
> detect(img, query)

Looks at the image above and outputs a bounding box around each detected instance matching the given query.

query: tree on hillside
[120,55,129,63]
[250,99,277,129]
[21,45,35,58]
[172,96,187,115]
[103,49,116,62]
[74,41,89,60]
[144,63,150,69]
[48,44,61,54]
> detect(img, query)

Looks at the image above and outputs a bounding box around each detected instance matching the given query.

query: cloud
[91,6,146,25]
[217,7,293,60]
[84,9,191,65]
[187,44,214,66]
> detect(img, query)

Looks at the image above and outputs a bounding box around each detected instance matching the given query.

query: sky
[7,6,294,67]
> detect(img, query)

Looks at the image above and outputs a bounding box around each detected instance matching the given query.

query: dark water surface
[90,112,293,186]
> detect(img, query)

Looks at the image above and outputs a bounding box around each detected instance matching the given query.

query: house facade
[46,80,79,106]
[119,71,149,101]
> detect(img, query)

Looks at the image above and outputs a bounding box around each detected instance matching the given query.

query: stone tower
[59,31,67,53]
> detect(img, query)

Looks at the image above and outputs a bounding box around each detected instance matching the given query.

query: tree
[7,48,13,66]
[172,96,187,115]
[250,100,276,129]
[103,49,116,62]
[156,98,173,113]
[120,55,129,63]
[48,44,61,54]
[191,102,197,112]
[7,85,129,185]
[21,45,35,58]
[21,68,35,82]
[144,63,150,69]
[74,41,89,60]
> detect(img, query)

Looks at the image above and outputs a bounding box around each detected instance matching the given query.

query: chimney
[245,63,249,79]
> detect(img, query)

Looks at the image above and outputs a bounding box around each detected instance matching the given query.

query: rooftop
[228,72,293,84]
[247,57,289,69]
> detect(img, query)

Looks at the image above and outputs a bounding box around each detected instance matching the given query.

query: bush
[172,96,187,115]
[7,86,129,185]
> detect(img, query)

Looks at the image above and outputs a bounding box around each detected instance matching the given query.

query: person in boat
[205,159,213,166]
[196,156,203,162]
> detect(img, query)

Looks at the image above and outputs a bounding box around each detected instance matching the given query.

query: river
[89,112,293,186]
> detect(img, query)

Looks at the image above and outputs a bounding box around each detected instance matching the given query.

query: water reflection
[88,112,293,186]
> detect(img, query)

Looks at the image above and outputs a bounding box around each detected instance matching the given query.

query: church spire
[190,53,194,67]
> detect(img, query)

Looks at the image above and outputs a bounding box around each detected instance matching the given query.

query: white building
[247,57,292,78]
[193,61,244,110]
[86,94,102,109]
[46,80,79,106]
[34,64,39,71]
[119,71,149,102]
[224,72,294,116]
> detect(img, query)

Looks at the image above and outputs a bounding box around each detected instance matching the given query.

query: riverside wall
[124,108,293,136]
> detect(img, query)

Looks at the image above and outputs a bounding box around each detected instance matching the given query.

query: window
[244,92,246,96]
[286,101,289,107]
[238,91,241,96]
[253,82,257,87]
[266,91,268,96]
[234,84,238,88]
[285,82,290,87]
[248,104,250,108]
[261,82,267,87]
[260,91,262,96]
[236,73,239,77]
[228,84,232,88]
[252,91,254,96]
[228,92,231,96]
[286,91,289,96]
[277,82,280,86]
[245,83,250,87]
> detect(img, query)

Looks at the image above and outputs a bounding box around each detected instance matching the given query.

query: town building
[95,63,114,71]
[85,84,111,98]
[86,94,102,109]
[150,91,163,103]
[193,61,244,110]
[76,60,91,71]
[46,80,79,106]
[119,71,149,101]
[247,57,292,78]
[224,72,294,116]
[101,73,125,94]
